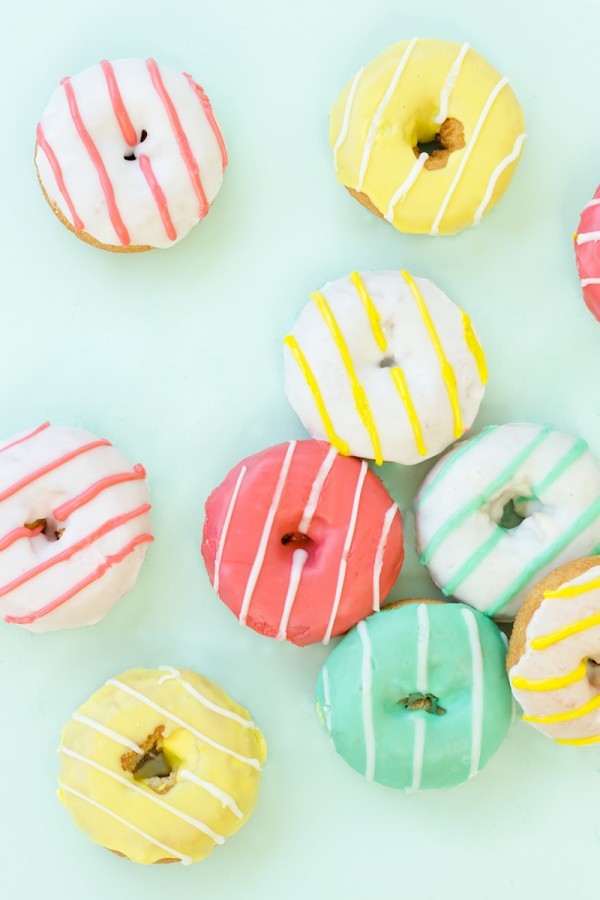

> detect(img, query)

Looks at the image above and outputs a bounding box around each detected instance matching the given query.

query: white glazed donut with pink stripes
[0,423,153,631]
[35,58,227,250]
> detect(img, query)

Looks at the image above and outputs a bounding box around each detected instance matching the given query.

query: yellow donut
[330,38,526,235]
[58,666,266,865]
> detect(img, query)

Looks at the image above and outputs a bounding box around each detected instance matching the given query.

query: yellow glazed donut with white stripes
[508,557,600,747]
[331,38,526,235]
[58,666,266,865]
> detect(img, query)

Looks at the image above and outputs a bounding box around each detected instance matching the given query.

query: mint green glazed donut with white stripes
[316,601,512,789]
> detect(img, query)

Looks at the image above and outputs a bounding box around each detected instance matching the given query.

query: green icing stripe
[415,426,497,510]
[420,425,552,565]
[532,438,588,498]
[443,528,505,597]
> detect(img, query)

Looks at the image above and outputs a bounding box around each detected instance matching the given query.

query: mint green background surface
[1,0,599,897]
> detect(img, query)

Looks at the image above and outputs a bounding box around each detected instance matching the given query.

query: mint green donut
[316,601,512,789]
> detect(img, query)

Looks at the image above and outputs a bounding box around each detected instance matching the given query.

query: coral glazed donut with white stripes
[574,186,600,321]
[0,422,153,631]
[331,38,526,235]
[201,440,404,646]
[316,600,512,789]
[35,58,227,251]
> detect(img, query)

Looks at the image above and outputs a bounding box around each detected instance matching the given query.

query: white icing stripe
[473,132,527,225]
[298,445,338,533]
[411,603,430,791]
[411,719,426,791]
[384,153,428,222]
[584,199,600,209]
[323,461,369,644]
[356,38,419,191]
[372,503,399,611]
[59,782,192,864]
[430,75,509,235]
[581,278,600,286]
[106,679,262,769]
[462,608,484,778]
[179,769,243,819]
[276,548,309,640]
[239,441,296,626]
[213,465,246,594]
[576,231,600,245]
[321,665,332,734]
[157,667,254,728]
[332,67,364,172]
[71,713,143,753]
[60,746,224,844]
[434,42,470,124]
[357,620,376,781]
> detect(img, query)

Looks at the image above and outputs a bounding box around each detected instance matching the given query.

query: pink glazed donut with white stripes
[201,441,404,646]
[575,186,600,321]
[0,423,153,631]
[35,58,227,251]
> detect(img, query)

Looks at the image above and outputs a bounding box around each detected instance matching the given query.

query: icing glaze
[415,424,600,618]
[202,440,404,646]
[316,602,512,789]
[58,667,266,865]
[574,185,600,321]
[284,270,487,465]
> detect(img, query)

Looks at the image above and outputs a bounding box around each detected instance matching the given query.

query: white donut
[283,270,487,465]
[35,58,227,251]
[415,423,600,618]
[0,423,153,631]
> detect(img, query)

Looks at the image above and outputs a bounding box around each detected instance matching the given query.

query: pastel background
[1,0,599,897]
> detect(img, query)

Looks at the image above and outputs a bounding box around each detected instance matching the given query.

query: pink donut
[201,440,404,646]
[574,186,600,321]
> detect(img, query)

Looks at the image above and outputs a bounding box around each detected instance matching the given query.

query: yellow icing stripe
[390,367,427,457]
[523,692,600,725]
[311,291,383,465]
[401,270,463,438]
[283,335,350,457]
[350,271,387,351]
[556,734,600,746]
[461,311,488,385]
[511,660,588,693]
[531,612,600,651]
[544,576,600,600]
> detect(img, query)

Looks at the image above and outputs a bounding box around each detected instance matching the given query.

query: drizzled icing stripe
[556,734,600,746]
[298,445,338,533]
[385,152,428,222]
[511,661,587,692]
[213,465,247,594]
[581,278,600,287]
[462,312,488,384]
[61,77,131,246]
[311,291,383,464]
[157,666,254,728]
[372,503,399,611]
[357,37,419,191]
[434,42,469,124]
[357,620,375,781]
[0,524,44,553]
[523,693,600,724]
[59,782,191,864]
[390,367,427,456]
[576,232,600,245]
[531,610,600,651]
[415,426,497,509]
[71,713,143,753]
[53,464,147,522]
[284,336,350,457]
[473,132,527,225]
[411,603,429,791]
[462,608,483,778]
[430,75,509,235]
[0,421,50,455]
[544,577,600,599]
[100,60,137,146]
[332,66,364,171]
[277,549,308,641]
[138,154,177,241]
[443,528,504,597]
[584,199,600,209]
[531,439,588,499]
[350,271,387,350]
[239,442,296,626]
[179,769,243,819]
[0,438,111,505]
[184,74,228,170]
[36,125,85,231]
[323,461,368,644]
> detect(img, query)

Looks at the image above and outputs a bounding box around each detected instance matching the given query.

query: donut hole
[399,692,446,715]
[379,356,396,368]
[24,515,64,542]
[498,499,526,531]
[587,659,600,690]
[121,725,177,795]
[123,130,149,161]
[281,531,312,548]
[413,117,465,171]
[486,490,532,532]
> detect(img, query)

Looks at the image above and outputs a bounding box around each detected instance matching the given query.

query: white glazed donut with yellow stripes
[331,38,526,235]
[284,270,487,465]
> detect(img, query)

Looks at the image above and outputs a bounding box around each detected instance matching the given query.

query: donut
[508,557,600,746]
[201,440,404,645]
[415,423,600,619]
[284,270,487,465]
[316,600,512,789]
[58,666,266,865]
[330,38,526,235]
[0,422,153,631]
[574,187,600,321]
[35,58,227,251]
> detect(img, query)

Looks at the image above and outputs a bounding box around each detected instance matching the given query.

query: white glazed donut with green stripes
[415,423,600,619]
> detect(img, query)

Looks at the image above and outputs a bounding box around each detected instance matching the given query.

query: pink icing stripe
[0,525,44,553]
[0,422,51,456]
[138,154,177,241]
[100,59,137,147]
[53,463,147,522]
[36,126,85,231]
[183,73,228,170]
[0,439,111,505]
[0,503,151,600]
[5,533,154,625]
[146,58,209,218]
[61,76,131,246]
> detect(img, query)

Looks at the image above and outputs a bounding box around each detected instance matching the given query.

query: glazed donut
[201,440,403,645]
[508,557,600,746]
[316,600,512,789]
[415,423,600,619]
[58,666,266,865]
[574,187,600,321]
[284,269,487,465]
[330,38,526,235]
[0,422,152,631]
[35,58,227,251]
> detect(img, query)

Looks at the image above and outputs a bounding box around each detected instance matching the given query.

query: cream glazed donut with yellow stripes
[331,38,526,235]
[508,557,600,746]
[284,270,487,465]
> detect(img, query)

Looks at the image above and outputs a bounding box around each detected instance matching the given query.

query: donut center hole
[281,531,312,548]
[414,117,465,171]
[498,499,526,531]
[123,129,148,161]
[24,516,64,542]
[587,659,600,690]
[399,692,446,715]
[379,356,396,368]
[121,725,177,794]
